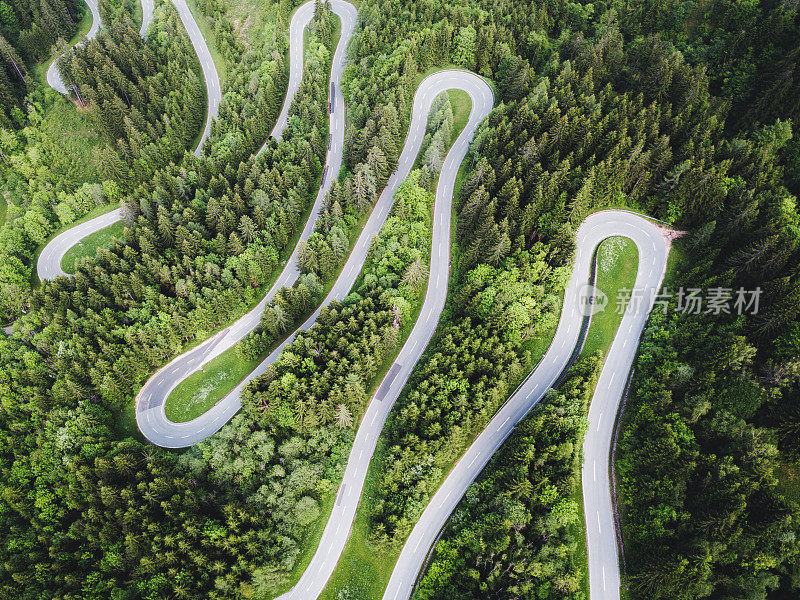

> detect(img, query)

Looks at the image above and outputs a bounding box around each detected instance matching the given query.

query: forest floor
[61,219,125,274]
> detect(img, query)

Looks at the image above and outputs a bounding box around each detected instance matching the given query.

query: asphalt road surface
[37,208,123,281]
[140,0,154,36]
[382,210,670,600]
[135,0,359,447]
[580,214,670,600]
[172,0,220,156]
[46,0,102,94]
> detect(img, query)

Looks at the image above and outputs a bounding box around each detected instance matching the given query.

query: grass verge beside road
[448,88,471,134]
[62,220,125,274]
[164,349,263,422]
[583,236,639,356]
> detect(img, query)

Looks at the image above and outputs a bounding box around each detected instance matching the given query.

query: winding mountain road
[172,0,220,156]
[581,218,671,600]
[46,0,215,154]
[38,0,218,280]
[135,0,359,447]
[261,0,339,146]
[46,0,102,94]
[37,3,672,599]
[383,211,670,600]
[271,69,493,600]
[37,208,123,280]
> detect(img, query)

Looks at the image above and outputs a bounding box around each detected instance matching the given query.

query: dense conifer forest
[0,0,799,599]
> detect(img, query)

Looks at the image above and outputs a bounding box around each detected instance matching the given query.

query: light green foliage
[371,247,565,548]
[416,358,601,600]
[451,25,476,69]
[420,92,454,173]
[462,246,560,345]
[295,496,322,527]
[178,414,351,587]
[0,111,117,315]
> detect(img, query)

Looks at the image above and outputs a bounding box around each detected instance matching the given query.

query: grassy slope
[583,236,640,356]
[61,220,126,274]
[165,349,263,422]
[28,93,104,190]
[447,89,470,133]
